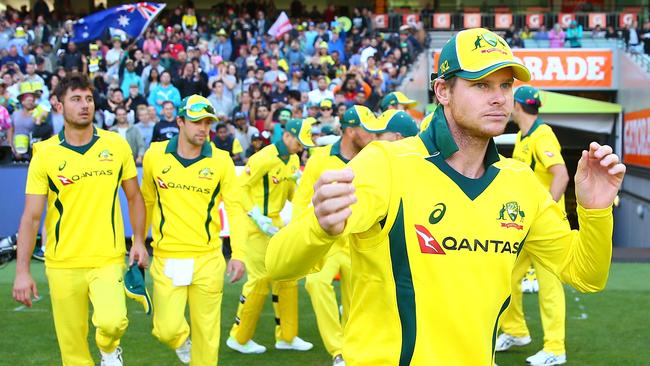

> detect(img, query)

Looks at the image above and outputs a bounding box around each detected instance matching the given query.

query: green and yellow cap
[286,118,316,147]
[365,110,419,137]
[18,81,35,98]
[437,28,530,82]
[340,105,377,130]
[514,85,542,107]
[178,95,219,122]
[379,91,417,111]
[124,265,152,315]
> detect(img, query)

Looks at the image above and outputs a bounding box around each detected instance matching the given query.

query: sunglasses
[321,107,332,111]
[184,102,215,115]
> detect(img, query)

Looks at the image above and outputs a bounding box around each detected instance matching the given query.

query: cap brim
[297,120,316,147]
[456,61,531,82]
[184,112,219,123]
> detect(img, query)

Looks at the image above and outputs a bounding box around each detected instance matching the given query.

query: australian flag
[72,2,166,43]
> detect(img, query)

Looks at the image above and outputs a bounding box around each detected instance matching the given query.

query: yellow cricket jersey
[141,136,246,260]
[292,140,350,254]
[267,106,613,366]
[25,128,137,268]
[512,117,566,207]
[240,141,300,226]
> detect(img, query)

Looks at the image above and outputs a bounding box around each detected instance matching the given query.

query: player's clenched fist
[312,169,357,236]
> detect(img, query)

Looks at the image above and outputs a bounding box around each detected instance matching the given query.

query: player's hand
[13,272,39,308]
[129,242,150,268]
[227,259,246,283]
[575,142,626,209]
[312,168,357,236]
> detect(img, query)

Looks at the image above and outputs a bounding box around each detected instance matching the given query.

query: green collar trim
[274,140,291,164]
[165,135,212,167]
[522,117,543,139]
[419,105,500,166]
[329,139,349,163]
[58,126,100,155]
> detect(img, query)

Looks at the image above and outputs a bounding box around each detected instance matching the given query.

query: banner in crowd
[589,13,607,28]
[623,108,650,169]
[72,2,165,43]
[268,11,292,39]
[432,49,614,89]
[494,13,512,29]
[526,14,544,29]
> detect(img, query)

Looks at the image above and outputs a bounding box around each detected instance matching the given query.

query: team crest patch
[498,201,525,230]
[198,167,214,180]
[98,149,113,162]
[472,32,508,55]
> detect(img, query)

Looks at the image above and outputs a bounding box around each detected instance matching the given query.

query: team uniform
[229,141,302,345]
[499,117,567,356]
[266,106,613,365]
[293,140,352,359]
[25,128,136,366]
[141,136,246,365]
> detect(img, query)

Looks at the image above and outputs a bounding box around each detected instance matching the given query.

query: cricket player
[371,109,420,141]
[265,28,625,366]
[496,85,570,366]
[227,118,316,354]
[13,73,149,366]
[379,91,418,112]
[142,95,247,365]
[294,106,378,366]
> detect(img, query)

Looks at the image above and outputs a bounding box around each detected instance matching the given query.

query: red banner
[373,14,388,29]
[464,13,481,28]
[526,14,544,29]
[624,109,650,168]
[433,13,451,29]
[588,13,607,29]
[558,13,575,28]
[494,13,512,29]
[619,13,637,28]
[403,14,420,26]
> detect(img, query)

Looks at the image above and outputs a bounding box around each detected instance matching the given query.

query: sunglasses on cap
[184,102,215,115]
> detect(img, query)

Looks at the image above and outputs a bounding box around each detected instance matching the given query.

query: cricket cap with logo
[340,105,378,130]
[366,110,419,137]
[379,91,417,111]
[285,118,316,147]
[124,264,152,315]
[178,95,219,122]
[514,85,542,107]
[435,28,530,82]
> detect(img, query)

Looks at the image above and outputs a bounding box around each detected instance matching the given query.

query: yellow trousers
[305,250,351,358]
[151,250,225,366]
[501,251,566,354]
[229,225,299,344]
[46,264,128,366]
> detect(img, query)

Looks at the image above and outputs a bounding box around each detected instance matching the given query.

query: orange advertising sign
[624,109,650,168]
[433,13,451,29]
[494,13,513,29]
[588,13,607,28]
[464,14,481,28]
[526,14,544,29]
[373,14,388,29]
[432,49,614,89]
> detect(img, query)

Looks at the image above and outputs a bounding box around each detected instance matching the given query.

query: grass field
[1,261,649,366]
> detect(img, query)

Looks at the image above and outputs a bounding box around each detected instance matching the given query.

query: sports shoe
[495,333,531,351]
[32,247,45,261]
[275,336,313,351]
[100,347,123,366]
[333,354,346,365]
[526,350,567,365]
[226,336,266,354]
[175,337,191,364]
[522,267,539,293]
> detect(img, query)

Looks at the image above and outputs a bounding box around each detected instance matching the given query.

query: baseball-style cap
[277,73,288,82]
[319,41,328,49]
[365,110,419,137]
[285,118,316,147]
[379,91,417,111]
[18,82,35,98]
[89,43,99,51]
[340,105,377,130]
[124,265,152,315]
[437,28,530,82]
[514,85,542,107]
[278,108,292,121]
[320,98,333,109]
[178,95,219,122]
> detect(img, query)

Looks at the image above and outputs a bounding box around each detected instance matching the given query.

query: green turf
[1,261,649,365]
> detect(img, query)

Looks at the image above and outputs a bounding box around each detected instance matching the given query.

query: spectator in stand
[288,65,310,93]
[120,60,142,97]
[511,33,524,48]
[333,69,371,104]
[182,7,198,33]
[245,132,263,158]
[148,70,181,116]
[59,42,83,72]
[151,101,179,142]
[520,26,533,40]
[105,37,124,81]
[232,111,259,161]
[110,106,145,164]
[642,21,650,55]
[504,24,517,45]
[135,105,155,148]
[215,29,233,62]
[212,122,244,165]
[605,26,619,39]
[175,62,205,98]
[623,21,643,54]
[141,53,164,90]
[45,94,64,135]
[0,95,12,148]
[9,82,38,161]
[208,80,234,122]
[126,83,147,113]
[592,24,606,39]
[549,23,566,48]
[232,91,253,121]
[308,75,335,104]
[566,20,583,48]
[143,32,163,57]
[252,102,272,145]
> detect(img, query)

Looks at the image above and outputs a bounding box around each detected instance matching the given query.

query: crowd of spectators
[0,1,426,165]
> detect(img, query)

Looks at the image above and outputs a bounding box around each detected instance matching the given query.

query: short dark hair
[115,105,127,114]
[162,100,175,108]
[518,101,539,115]
[216,123,228,131]
[54,72,93,101]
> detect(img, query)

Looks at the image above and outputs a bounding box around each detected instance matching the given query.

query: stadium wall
[613,53,650,248]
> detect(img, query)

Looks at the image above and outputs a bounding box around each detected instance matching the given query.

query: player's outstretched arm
[13,194,46,307]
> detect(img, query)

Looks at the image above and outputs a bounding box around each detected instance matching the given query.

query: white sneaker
[100,347,123,366]
[333,354,346,366]
[175,338,191,364]
[526,350,567,365]
[531,278,540,292]
[495,333,532,351]
[226,336,266,354]
[275,336,313,351]
[521,278,533,293]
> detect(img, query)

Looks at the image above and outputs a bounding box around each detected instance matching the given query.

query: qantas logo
[57,175,74,185]
[414,225,445,255]
[156,176,168,189]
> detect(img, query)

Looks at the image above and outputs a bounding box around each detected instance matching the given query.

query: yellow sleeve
[25,143,48,195]
[534,130,565,169]
[238,150,274,212]
[266,142,392,280]
[220,154,247,261]
[232,138,243,155]
[120,138,138,180]
[291,154,322,219]
[141,148,156,235]
[524,182,612,293]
